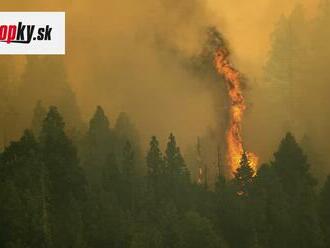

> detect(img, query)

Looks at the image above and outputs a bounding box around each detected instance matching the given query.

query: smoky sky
[0,0,325,166]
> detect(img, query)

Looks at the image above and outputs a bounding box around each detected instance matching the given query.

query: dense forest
[0,103,330,248]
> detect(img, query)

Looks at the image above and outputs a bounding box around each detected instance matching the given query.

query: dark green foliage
[165,133,184,178]
[273,133,316,195]
[147,136,163,179]
[81,106,112,187]
[40,106,87,248]
[233,152,255,196]
[1,108,329,248]
[320,176,330,248]
[252,164,290,248]
[146,136,165,201]
[130,225,163,248]
[268,133,322,248]
[215,174,254,248]
[164,133,191,209]
[179,211,222,248]
[0,131,47,248]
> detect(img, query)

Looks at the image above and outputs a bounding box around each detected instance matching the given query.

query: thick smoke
[0,0,222,148]
[1,0,329,183]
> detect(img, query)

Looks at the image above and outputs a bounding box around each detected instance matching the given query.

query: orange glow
[214,49,258,175]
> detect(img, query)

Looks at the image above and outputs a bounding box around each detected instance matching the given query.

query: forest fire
[214,49,258,175]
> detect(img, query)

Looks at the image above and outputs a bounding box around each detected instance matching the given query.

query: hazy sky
[0,0,323,162]
[206,0,319,76]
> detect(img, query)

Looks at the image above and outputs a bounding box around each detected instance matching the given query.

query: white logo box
[0,12,65,55]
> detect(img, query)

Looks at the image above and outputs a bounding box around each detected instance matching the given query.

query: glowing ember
[214,49,258,175]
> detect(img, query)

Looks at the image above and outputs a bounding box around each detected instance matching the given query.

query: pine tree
[0,130,51,248]
[165,133,189,180]
[233,152,255,196]
[82,106,112,187]
[40,106,86,248]
[147,136,163,177]
[164,133,190,208]
[215,152,257,248]
[252,164,291,248]
[89,106,110,137]
[272,132,323,248]
[146,136,165,201]
[273,132,315,195]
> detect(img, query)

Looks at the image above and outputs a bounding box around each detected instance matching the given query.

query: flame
[214,49,258,175]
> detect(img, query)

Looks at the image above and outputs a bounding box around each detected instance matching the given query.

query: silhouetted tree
[146,136,165,201]
[82,106,112,187]
[40,106,86,248]
[0,130,48,248]
[164,133,190,208]
[233,152,255,196]
[272,132,323,248]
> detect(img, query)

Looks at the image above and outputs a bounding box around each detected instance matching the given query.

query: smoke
[2,0,330,182]
[207,0,319,76]
[0,0,223,150]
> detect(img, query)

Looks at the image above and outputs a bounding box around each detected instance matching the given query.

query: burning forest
[0,0,330,248]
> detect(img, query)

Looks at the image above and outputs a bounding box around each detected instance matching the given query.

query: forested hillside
[0,105,329,248]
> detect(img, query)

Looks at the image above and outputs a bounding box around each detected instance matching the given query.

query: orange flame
[214,49,258,175]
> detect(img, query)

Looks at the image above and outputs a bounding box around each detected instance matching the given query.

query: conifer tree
[40,106,86,248]
[252,164,291,248]
[273,132,316,195]
[272,132,323,248]
[233,152,255,196]
[0,130,52,248]
[82,106,112,186]
[165,133,189,180]
[146,136,165,200]
[164,133,190,208]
